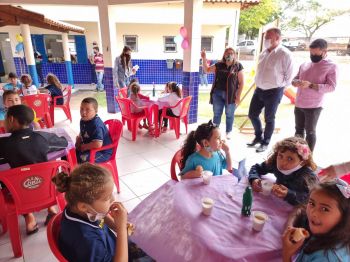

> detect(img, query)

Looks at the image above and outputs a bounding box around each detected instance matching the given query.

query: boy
[76,97,112,163]
[0,104,68,234]
[3,72,22,91]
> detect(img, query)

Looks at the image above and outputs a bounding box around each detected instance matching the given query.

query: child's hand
[221,140,230,153]
[201,49,206,59]
[282,227,305,261]
[300,80,311,89]
[75,136,82,150]
[252,179,262,192]
[110,202,128,233]
[196,165,203,173]
[272,184,288,198]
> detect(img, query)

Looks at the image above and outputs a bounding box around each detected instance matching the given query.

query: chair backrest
[118,87,128,98]
[179,96,192,118]
[170,149,182,181]
[22,93,51,119]
[115,97,132,119]
[0,160,70,214]
[62,85,72,105]
[47,212,68,262]
[104,119,123,159]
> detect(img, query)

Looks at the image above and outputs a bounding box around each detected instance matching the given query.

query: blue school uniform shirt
[59,208,116,262]
[296,242,350,261]
[180,151,227,177]
[45,84,63,105]
[3,81,22,91]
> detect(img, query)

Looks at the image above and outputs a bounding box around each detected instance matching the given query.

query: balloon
[16,34,23,43]
[15,42,24,53]
[174,35,183,44]
[180,26,187,38]
[181,39,189,49]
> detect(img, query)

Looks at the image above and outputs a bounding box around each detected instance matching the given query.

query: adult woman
[201,47,244,139]
[113,46,136,88]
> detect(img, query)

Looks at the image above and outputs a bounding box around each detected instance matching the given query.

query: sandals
[44,213,56,226]
[26,223,39,235]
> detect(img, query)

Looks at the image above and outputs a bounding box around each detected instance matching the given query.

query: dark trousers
[89,61,97,83]
[294,107,322,151]
[36,63,44,86]
[248,87,284,145]
[159,108,178,127]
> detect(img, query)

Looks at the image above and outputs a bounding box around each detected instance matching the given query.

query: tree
[239,0,279,39]
[279,0,349,41]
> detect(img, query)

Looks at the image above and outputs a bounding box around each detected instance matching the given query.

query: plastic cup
[202,171,213,185]
[261,180,273,196]
[202,197,214,216]
[252,211,268,231]
[133,64,139,71]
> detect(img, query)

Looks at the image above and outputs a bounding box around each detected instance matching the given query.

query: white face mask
[277,164,303,176]
[86,206,109,222]
[264,39,272,50]
[225,54,234,62]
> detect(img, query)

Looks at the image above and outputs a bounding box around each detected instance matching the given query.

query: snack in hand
[196,165,203,173]
[127,222,135,236]
[291,228,309,243]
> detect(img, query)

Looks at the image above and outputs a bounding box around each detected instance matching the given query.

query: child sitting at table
[179,120,232,179]
[75,97,112,163]
[52,163,154,262]
[161,81,173,94]
[20,74,38,96]
[282,180,350,261]
[2,72,22,91]
[158,82,182,133]
[249,137,318,206]
[0,104,68,235]
[129,82,149,130]
[41,73,63,105]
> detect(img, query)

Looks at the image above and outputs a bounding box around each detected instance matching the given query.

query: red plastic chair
[115,97,149,141]
[0,160,70,257]
[170,149,182,182]
[66,147,78,170]
[0,191,7,235]
[340,173,350,183]
[22,93,53,128]
[160,96,192,139]
[52,85,72,124]
[0,127,5,134]
[89,119,123,192]
[47,212,68,262]
[118,87,128,98]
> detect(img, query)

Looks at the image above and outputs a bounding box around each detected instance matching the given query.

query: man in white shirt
[247,28,294,152]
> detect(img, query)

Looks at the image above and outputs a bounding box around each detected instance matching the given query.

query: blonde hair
[46,73,63,90]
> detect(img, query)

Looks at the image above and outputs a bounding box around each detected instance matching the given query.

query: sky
[317,0,350,9]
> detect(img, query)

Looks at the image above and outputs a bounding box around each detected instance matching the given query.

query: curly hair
[51,163,113,207]
[266,137,317,170]
[180,120,217,169]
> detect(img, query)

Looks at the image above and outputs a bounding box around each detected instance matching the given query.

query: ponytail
[180,131,197,170]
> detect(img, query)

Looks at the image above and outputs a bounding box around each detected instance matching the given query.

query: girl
[52,163,153,262]
[161,81,173,94]
[158,82,182,133]
[282,180,350,261]
[20,74,38,96]
[180,120,232,179]
[43,73,64,105]
[249,137,317,206]
[129,83,149,129]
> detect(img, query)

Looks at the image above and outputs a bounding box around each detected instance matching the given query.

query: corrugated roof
[204,0,260,3]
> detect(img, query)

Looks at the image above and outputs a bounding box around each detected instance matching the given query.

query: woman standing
[201,47,244,139]
[113,46,136,88]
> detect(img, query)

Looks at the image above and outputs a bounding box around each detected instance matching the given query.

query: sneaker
[247,138,262,147]
[256,144,268,153]
[226,132,232,140]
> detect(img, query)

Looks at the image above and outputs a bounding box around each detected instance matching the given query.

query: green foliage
[239,0,279,38]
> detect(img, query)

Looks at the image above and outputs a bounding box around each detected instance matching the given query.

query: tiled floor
[1,77,350,261]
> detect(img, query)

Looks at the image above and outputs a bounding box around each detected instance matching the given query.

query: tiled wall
[14,58,215,85]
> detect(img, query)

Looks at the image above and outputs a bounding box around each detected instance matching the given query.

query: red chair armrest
[89,143,116,163]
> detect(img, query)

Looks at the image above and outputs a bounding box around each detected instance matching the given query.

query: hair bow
[335,178,350,199]
[296,143,310,161]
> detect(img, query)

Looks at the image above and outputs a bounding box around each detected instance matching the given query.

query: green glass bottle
[152,82,156,97]
[241,186,253,216]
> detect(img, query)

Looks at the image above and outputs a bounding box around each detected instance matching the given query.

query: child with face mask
[248,137,318,206]
[52,163,154,262]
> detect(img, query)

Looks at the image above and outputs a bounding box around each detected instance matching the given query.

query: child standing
[158,82,182,133]
[43,73,63,105]
[180,120,232,179]
[75,97,112,163]
[20,74,38,96]
[249,137,318,206]
[52,163,153,262]
[282,180,350,261]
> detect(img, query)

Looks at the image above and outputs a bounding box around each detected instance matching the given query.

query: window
[164,36,177,52]
[124,35,138,52]
[44,35,64,63]
[201,36,213,52]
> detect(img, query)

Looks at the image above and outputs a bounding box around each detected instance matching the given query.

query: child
[52,163,153,262]
[249,137,318,206]
[43,73,63,105]
[0,104,68,235]
[75,97,112,163]
[20,74,38,96]
[282,180,350,261]
[158,82,182,133]
[127,78,139,97]
[129,82,149,129]
[3,72,22,91]
[179,120,232,179]
[161,81,173,94]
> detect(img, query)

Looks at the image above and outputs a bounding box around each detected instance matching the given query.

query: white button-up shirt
[255,45,294,90]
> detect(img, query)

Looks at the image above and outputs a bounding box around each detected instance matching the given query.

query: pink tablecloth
[129,175,293,262]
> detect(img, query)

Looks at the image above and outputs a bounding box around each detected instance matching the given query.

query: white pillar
[62,33,71,62]
[183,0,203,72]
[232,9,240,48]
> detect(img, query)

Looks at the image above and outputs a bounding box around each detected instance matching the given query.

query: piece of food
[291,228,309,243]
[127,222,135,236]
[196,165,203,173]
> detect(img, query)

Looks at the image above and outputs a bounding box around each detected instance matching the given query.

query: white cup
[202,197,214,216]
[252,211,268,231]
[202,171,213,185]
[261,180,273,196]
[133,64,139,71]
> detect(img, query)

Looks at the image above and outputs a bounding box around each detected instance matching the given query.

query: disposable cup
[202,197,214,216]
[261,180,273,196]
[202,171,213,185]
[252,211,268,231]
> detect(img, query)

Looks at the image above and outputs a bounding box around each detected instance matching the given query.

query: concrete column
[20,24,39,87]
[97,0,119,113]
[62,32,74,87]
[228,9,240,49]
[182,0,203,124]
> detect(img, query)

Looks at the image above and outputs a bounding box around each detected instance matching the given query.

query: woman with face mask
[201,47,244,140]
[113,46,137,89]
[291,38,338,152]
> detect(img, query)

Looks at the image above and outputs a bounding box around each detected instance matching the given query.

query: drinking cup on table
[252,211,268,231]
[201,197,214,216]
[261,180,273,196]
[202,170,213,185]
